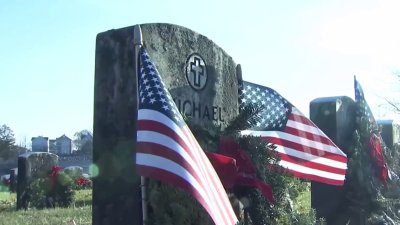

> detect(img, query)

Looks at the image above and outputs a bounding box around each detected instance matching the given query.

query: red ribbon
[369,133,389,186]
[218,137,256,174]
[206,137,275,204]
[206,152,237,188]
[48,166,64,187]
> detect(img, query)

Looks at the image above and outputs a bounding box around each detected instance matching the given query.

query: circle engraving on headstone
[185,53,207,91]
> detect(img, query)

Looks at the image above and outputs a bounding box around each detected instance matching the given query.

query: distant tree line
[0,125,93,160]
[73,129,92,157]
[0,124,22,160]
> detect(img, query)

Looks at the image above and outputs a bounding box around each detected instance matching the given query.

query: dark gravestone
[9,168,17,192]
[309,96,356,225]
[377,119,400,149]
[16,152,58,210]
[93,23,240,225]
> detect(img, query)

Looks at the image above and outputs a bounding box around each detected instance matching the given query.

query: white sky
[1,0,399,145]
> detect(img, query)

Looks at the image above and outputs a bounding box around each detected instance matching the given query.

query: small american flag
[354,77,389,185]
[135,47,238,225]
[239,81,348,186]
[354,77,376,125]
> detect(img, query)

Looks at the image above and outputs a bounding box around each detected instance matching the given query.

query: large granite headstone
[309,96,356,225]
[16,152,58,210]
[377,119,400,149]
[94,23,240,225]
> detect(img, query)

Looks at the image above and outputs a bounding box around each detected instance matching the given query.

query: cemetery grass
[0,188,312,224]
[0,189,92,225]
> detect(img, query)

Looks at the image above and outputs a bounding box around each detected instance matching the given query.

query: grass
[0,185,312,225]
[0,189,92,225]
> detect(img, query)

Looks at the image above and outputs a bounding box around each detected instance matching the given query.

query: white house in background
[31,136,49,152]
[49,135,72,155]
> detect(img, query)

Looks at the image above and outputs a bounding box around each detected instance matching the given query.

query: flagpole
[133,24,147,225]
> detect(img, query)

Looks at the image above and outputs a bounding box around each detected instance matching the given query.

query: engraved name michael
[173,98,225,122]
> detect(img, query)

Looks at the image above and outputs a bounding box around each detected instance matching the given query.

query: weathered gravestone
[64,166,84,179]
[93,23,241,225]
[9,168,17,192]
[16,152,58,210]
[377,119,400,149]
[309,96,356,225]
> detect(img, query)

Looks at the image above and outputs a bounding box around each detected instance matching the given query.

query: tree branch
[384,98,400,112]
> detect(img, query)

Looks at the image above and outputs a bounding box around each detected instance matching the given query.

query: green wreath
[145,104,318,225]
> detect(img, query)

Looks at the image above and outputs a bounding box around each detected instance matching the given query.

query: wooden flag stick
[133,24,147,225]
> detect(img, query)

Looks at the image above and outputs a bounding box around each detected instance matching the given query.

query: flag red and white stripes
[239,81,347,185]
[136,47,238,225]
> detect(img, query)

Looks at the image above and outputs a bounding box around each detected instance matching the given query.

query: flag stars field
[239,81,348,185]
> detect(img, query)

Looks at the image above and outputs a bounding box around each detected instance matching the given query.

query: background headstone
[64,166,84,179]
[93,23,239,225]
[9,168,17,192]
[377,119,400,149]
[16,152,58,210]
[309,96,356,225]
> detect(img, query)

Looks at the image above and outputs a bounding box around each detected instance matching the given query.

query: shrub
[74,176,92,190]
[29,166,75,209]
[1,178,10,192]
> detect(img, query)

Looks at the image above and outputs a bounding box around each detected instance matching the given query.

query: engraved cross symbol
[190,57,204,87]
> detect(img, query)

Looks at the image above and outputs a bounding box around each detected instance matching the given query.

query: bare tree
[379,71,400,114]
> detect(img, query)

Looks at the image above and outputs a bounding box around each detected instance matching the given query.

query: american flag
[135,47,238,225]
[354,77,376,125]
[354,77,389,184]
[239,81,348,186]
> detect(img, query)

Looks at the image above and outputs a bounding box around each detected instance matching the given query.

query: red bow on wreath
[76,176,90,187]
[369,132,389,187]
[48,166,64,187]
[206,137,275,204]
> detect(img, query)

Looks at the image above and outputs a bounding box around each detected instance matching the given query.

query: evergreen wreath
[345,115,400,224]
[145,103,319,225]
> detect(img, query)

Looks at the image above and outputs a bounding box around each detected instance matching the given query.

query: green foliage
[146,181,212,225]
[0,124,18,160]
[345,130,378,224]
[63,168,93,190]
[344,113,400,224]
[73,130,93,156]
[234,135,287,224]
[29,170,75,209]
[0,183,9,192]
[224,103,265,134]
[229,107,317,225]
